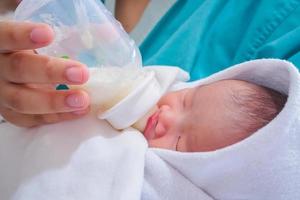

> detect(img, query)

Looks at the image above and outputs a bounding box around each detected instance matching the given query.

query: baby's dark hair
[229,81,287,136]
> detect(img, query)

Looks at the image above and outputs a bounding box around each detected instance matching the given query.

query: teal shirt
[140,0,300,81]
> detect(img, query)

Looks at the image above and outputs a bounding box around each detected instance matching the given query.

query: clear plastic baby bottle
[14,0,146,117]
[14,0,141,68]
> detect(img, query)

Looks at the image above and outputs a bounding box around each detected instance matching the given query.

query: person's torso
[140,0,300,80]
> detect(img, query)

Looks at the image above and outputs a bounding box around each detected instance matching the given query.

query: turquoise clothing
[140,0,300,81]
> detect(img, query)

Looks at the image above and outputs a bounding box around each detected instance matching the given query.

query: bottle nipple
[132,106,159,132]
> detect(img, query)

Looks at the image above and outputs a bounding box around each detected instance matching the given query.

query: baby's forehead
[184,79,258,120]
[197,79,254,89]
[189,80,236,100]
[191,80,261,99]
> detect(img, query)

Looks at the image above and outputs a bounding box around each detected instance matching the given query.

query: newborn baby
[143,79,287,152]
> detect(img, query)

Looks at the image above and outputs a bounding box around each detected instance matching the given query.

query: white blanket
[143,59,300,200]
[0,59,300,200]
[0,116,147,200]
[0,66,192,200]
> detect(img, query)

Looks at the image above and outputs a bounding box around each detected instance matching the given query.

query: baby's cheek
[148,135,177,150]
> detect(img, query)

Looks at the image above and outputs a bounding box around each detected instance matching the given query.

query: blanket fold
[0,59,299,200]
[0,66,191,200]
[144,59,300,200]
[0,116,147,200]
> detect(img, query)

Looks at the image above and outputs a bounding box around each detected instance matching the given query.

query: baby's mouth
[143,111,159,140]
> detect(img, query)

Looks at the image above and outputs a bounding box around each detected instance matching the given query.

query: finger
[26,83,57,90]
[0,52,89,84]
[0,21,54,52]
[0,81,90,114]
[0,107,90,128]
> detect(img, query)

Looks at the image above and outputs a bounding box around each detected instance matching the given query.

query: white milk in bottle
[15,0,146,119]
[73,67,148,115]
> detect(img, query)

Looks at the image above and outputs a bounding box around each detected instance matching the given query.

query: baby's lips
[143,111,160,140]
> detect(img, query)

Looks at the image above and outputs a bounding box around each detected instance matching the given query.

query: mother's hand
[0,21,90,127]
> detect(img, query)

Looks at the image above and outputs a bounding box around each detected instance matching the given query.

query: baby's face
[143,80,248,152]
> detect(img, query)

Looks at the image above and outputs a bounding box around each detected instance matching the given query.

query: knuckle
[7,89,26,112]
[41,114,60,124]
[0,110,32,128]
[33,115,44,125]
[44,57,56,81]
[46,92,62,112]
[10,53,26,81]
[8,26,19,45]
[0,22,20,50]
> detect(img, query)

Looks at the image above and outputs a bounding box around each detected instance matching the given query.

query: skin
[0,0,148,127]
[0,0,18,13]
[144,80,254,152]
[0,9,90,127]
[0,0,150,127]
[115,0,150,32]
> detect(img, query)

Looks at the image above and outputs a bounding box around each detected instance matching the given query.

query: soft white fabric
[143,59,300,200]
[142,151,213,200]
[0,66,192,200]
[0,116,147,200]
[0,59,299,200]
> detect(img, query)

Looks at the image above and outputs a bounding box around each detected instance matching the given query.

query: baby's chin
[132,106,158,132]
[146,140,177,151]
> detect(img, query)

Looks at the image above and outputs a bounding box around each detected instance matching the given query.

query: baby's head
[143,80,287,152]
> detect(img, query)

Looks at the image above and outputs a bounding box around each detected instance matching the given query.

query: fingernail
[30,27,53,44]
[66,93,87,108]
[65,67,84,83]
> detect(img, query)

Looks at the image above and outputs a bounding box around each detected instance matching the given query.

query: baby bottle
[14,0,148,119]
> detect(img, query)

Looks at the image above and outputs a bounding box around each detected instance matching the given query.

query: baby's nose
[155,120,167,138]
[159,105,171,112]
[155,105,173,136]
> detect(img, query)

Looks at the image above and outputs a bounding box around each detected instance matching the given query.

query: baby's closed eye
[175,136,181,151]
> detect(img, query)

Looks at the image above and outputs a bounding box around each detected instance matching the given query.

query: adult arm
[0,0,18,14]
[115,0,150,32]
